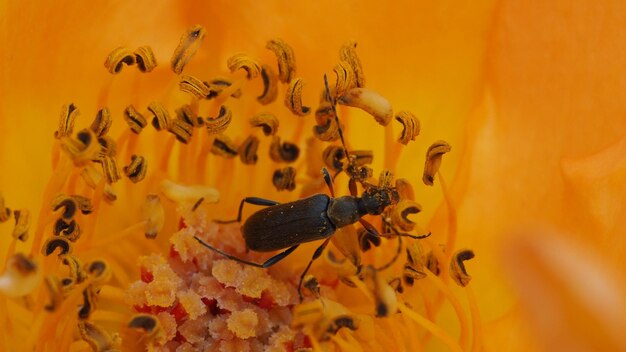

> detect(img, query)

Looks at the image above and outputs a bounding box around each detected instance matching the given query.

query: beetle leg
[348,178,358,196]
[194,236,298,268]
[359,218,380,238]
[214,197,280,223]
[376,236,402,271]
[298,237,332,302]
[322,167,335,197]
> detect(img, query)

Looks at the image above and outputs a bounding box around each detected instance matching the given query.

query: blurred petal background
[1,0,625,351]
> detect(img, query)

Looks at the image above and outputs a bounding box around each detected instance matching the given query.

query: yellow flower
[2,1,625,351]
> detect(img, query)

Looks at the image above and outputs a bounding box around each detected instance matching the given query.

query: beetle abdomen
[242,194,335,252]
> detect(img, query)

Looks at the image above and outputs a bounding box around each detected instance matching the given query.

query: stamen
[90,107,112,137]
[134,45,157,73]
[423,140,451,186]
[123,105,148,134]
[179,75,211,99]
[285,77,311,116]
[266,38,296,83]
[313,111,341,142]
[171,24,206,74]
[249,112,279,136]
[62,254,87,283]
[272,167,297,191]
[99,156,120,184]
[394,178,415,200]
[176,104,203,127]
[450,249,475,287]
[0,253,39,297]
[210,134,238,158]
[147,102,171,131]
[87,260,112,285]
[337,88,393,126]
[60,129,102,166]
[54,218,81,241]
[54,103,79,139]
[269,136,300,163]
[128,314,167,346]
[238,135,260,165]
[78,320,117,351]
[361,266,397,317]
[97,135,117,158]
[303,275,321,297]
[123,155,147,183]
[395,111,420,145]
[227,53,262,79]
[403,242,426,285]
[104,46,135,74]
[43,237,71,256]
[0,193,11,222]
[257,64,279,105]
[206,77,242,99]
[391,200,422,232]
[78,286,96,319]
[51,194,77,221]
[12,209,30,241]
[333,61,357,97]
[322,145,345,172]
[142,194,164,239]
[339,41,365,88]
[168,118,193,144]
[205,105,232,134]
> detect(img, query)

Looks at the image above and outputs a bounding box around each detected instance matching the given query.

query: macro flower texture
[2,1,626,351]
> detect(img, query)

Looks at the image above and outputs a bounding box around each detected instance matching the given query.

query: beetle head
[361,186,399,215]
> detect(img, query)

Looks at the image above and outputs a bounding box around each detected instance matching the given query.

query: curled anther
[266,38,296,83]
[147,102,170,131]
[78,286,96,319]
[142,194,164,239]
[333,60,357,97]
[97,136,117,158]
[176,104,203,127]
[0,253,39,297]
[339,41,365,88]
[43,237,72,256]
[179,75,211,98]
[171,24,206,74]
[426,251,440,276]
[54,218,80,241]
[303,275,321,297]
[357,227,381,252]
[423,140,451,186]
[284,77,311,116]
[72,195,93,215]
[134,45,157,73]
[269,136,300,163]
[351,150,374,167]
[238,135,260,165]
[227,53,261,79]
[62,254,87,284]
[80,167,117,203]
[338,88,393,126]
[0,193,11,223]
[87,260,112,285]
[257,64,279,105]
[395,111,420,145]
[104,46,135,74]
[128,314,165,345]
[100,156,120,184]
[322,145,346,172]
[60,129,101,166]
[313,102,340,141]
[272,167,297,191]
[55,103,79,139]
[450,249,475,287]
[249,112,279,136]
[391,200,422,232]
[52,194,78,220]
[124,155,147,183]
[90,107,112,137]
[395,178,415,201]
[168,118,193,144]
[78,321,118,352]
[205,105,232,134]
[211,134,238,158]
[206,78,242,99]
[124,104,148,134]
[404,243,427,286]
[12,209,30,241]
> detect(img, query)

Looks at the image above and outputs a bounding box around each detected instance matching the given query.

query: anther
[176,104,203,127]
[171,24,206,74]
[313,103,340,141]
[124,155,147,183]
[426,251,440,276]
[147,102,171,131]
[43,237,72,256]
[124,105,148,134]
[338,88,393,126]
[423,140,451,186]
[53,218,80,241]
[257,64,279,105]
[60,129,101,166]
[303,275,321,297]
[104,46,135,74]
[205,105,232,135]
[0,253,38,297]
[142,194,164,239]
[100,156,120,184]
[269,136,300,163]
[395,111,420,145]
[249,112,279,136]
[87,260,110,281]
[339,41,365,88]
[391,200,422,232]
[78,321,117,352]
[238,135,260,165]
[90,107,112,137]
[404,243,426,286]
[450,249,475,287]
[322,145,346,172]
[12,209,30,241]
[285,77,311,116]
[395,178,415,201]
[72,195,93,215]
[128,314,159,333]
[55,103,79,139]
[52,194,78,220]
[62,254,87,283]
[266,38,296,83]
[134,45,157,73]
[78,287,96,319]
[206,78,242,99]
[333,60,357,97]
[179,75,211,99]
[97,136,117,158]
[227,53,261,79]
[272,167,297,191]
[362,266,397,317]
[168,119,193,144]
[0,193,11,222]
[211,134,238,158]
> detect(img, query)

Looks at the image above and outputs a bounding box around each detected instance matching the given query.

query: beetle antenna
[323,74,353,166]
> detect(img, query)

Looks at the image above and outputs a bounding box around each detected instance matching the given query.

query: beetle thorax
[327,196,361,228]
